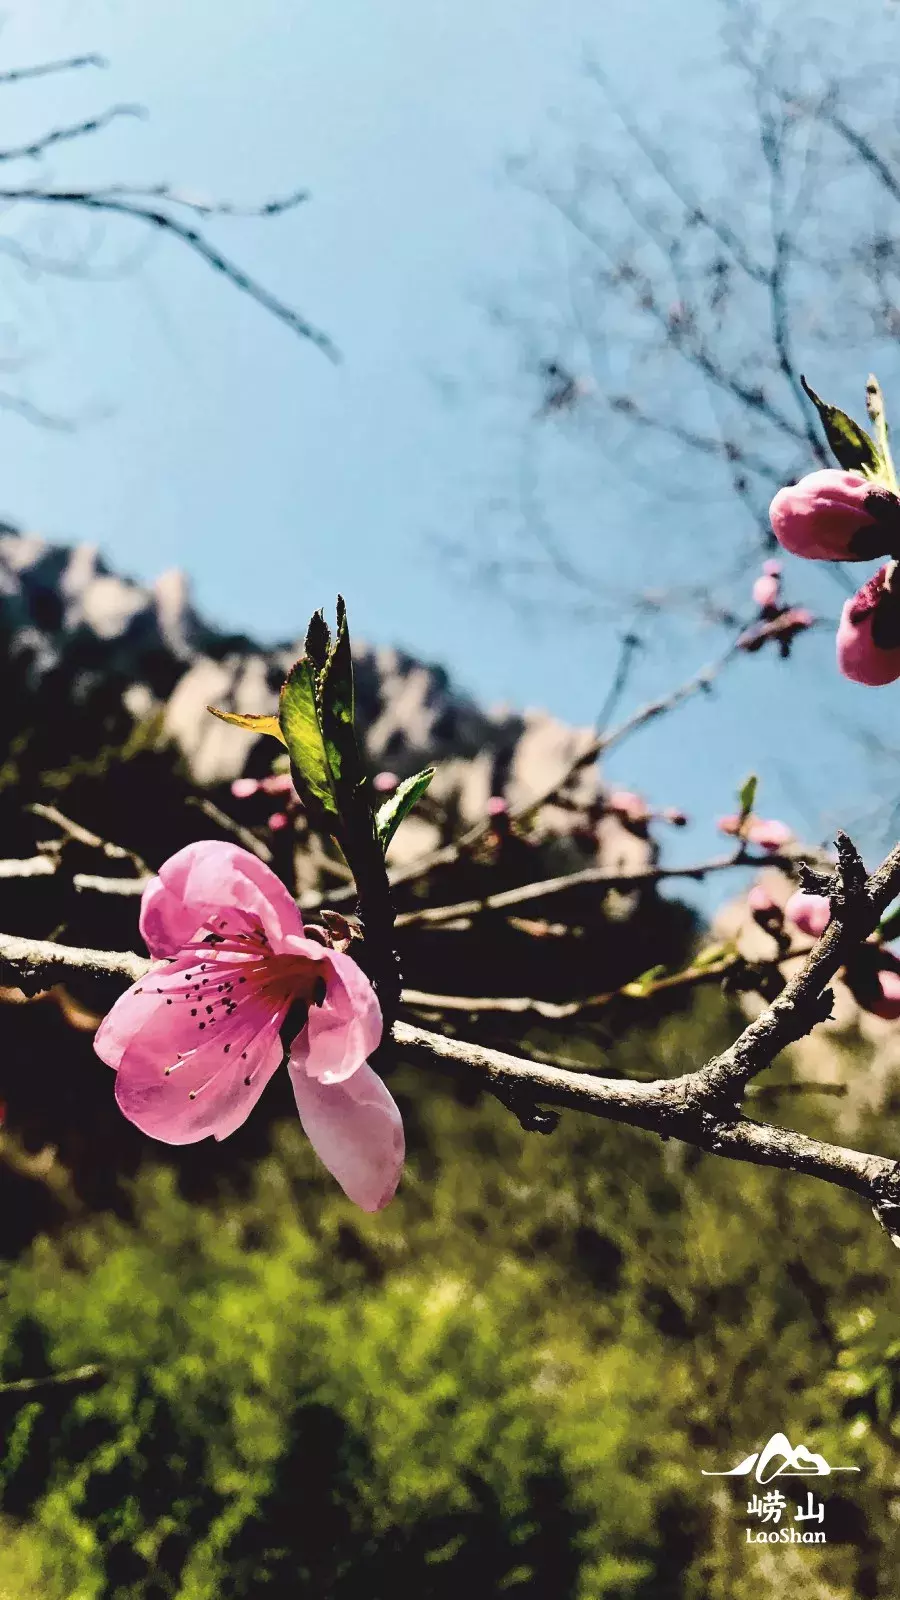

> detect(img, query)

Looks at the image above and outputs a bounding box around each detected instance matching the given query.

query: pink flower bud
[784,890,831,938]
[487,796,509,818]
[748,883,783,931]
[762,559,781,577]
[660,807,688,827]
[868,967,900,1021]
[267,811,290,832]
[608,789,651,824]
[259,772,296,796]
[752,572,781,610]
[769,470,900,562]
[746,818,792,852]
[231,778,259,800]
[717,814,742,837]
[836,564,900,686]
[373,771,399,794]
[845,945,900,1020]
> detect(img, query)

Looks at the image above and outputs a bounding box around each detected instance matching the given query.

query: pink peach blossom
[784,890,831,938]
[93,841,403,1211]
[770,470,900,562]
[837,565,900,686]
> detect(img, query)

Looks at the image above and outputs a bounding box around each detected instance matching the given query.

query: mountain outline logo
[701,1432,861,1484]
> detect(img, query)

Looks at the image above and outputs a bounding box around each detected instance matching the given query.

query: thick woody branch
[1,869,900,1218]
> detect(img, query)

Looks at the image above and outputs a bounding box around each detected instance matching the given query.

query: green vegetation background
[3,992,900,1599]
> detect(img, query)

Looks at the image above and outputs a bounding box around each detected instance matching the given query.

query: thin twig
[0,1364,105,1398]
[0,55,106,87]
[393,847,779,930]
[30,802,149,874]
[0,186,337,359]
[0,105,145,164]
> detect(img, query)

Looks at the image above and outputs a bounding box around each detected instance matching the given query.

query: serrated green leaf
[320,595,358,791]
[737,773,757,823]
[206,706,286,746]
[801,376,883,477]
[376,767,435,851]
[305,610,331,675]
[278,660,339,820]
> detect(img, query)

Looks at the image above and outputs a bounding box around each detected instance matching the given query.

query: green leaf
[801,376,883,477]
[319,596,359,793]
[206,706,286,746]
[376,767,435,851]
[693,942,732,970]
[305,610,331,675]
[737,773,757,823]
[278,659,339,822]
[621,964,666,998]
[878,900,900,943]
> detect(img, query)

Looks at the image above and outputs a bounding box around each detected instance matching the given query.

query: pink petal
[287,946,383,1086]
[288,1056,404,1210]
[95,956,288,1142]
[139,841,304,957]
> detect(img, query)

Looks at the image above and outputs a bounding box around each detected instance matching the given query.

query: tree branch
[1,835,899,1223]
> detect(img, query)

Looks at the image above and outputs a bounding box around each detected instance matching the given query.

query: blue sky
[0,0,896,898]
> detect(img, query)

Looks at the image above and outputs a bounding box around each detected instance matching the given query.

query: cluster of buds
[747,883,900,1020]
[230,770,300,833]
[606,789,688,832]
[770,445,900,686]
[738,559,815,658]
[717,813,792,852]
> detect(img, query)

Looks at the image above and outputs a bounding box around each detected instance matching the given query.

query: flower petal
[287,946,383,1086]
[139,841,304,958]
[95,958,288,1142]
[288,1056,404,1210]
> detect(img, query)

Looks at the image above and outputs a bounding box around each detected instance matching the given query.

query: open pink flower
[784,890,831,938]
[93,841,403,1211]
[837,565,900,686]
[769,470,900,562]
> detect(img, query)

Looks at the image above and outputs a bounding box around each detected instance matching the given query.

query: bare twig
[30,802,149,875]
[0,186,337,359]
[393,848,776,930]
[0,105,145,165]
[187,797,273,863]
[0,55,106,87]
[0,1364,105,1398]
[0,934,149,989]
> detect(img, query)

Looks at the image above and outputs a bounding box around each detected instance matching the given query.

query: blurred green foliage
[2,995,900,1599]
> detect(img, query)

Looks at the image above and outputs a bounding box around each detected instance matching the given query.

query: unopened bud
[770,470,900,562]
